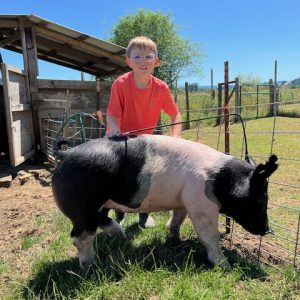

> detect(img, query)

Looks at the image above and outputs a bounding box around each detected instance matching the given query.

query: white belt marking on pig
[105,135,232,213]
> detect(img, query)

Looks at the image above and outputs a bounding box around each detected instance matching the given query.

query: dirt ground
[0,164,56,281]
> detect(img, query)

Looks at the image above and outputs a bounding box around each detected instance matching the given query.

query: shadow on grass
[23,223,267,298]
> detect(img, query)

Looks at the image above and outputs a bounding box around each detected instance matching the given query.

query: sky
[1,0,300,86]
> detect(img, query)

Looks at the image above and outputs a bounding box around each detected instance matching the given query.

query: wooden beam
[35,99,71,109]
[0,18,32,28]
[0,20,19,28]
[38,52,109,76]
[75,34,89,41]
[4,44,125,77]
[24,26,39,93]
[20,21,40,149]
[36,48,110,75]
[35,21,48,28]
[19,20,29,74]
[0,31,21,47]
[11,104,31,111]
[38,80,98,89]
[3,44,113,77]
[34,26,126,64]
[36,36,126,70]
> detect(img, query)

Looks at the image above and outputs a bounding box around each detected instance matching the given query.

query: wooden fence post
[224,61,231,234]
[234,77,240,121]
[269,79,274,115]
[185,82,190,130]
[217,83,222,125]
[211,69,215,100]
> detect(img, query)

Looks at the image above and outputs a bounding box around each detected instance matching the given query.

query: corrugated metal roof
[0,14,130,77]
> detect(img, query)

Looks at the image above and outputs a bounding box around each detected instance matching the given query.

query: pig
[52,134,278,269]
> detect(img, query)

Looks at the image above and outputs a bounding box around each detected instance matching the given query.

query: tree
[109,9,203,88]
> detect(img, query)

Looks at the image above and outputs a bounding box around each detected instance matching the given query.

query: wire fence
[42,99,300,269]
[177,99,300,268]
[43,112,106,163]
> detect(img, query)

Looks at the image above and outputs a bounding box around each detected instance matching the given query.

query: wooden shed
[0,14,130,167]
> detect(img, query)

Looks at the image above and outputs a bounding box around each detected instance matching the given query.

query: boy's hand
[107,128,121,138]
[106,115,122,137]
[94,110,104,123]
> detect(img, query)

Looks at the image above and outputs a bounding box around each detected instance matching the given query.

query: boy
[105,36,182,227]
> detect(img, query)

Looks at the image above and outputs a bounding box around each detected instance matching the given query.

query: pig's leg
[115,210,126,225]
[166,209,187,238]
[70,213,99,270]
[72,230,96,270]
[182,186,231,269]
[139,213,155,227]
[98,208,126,237]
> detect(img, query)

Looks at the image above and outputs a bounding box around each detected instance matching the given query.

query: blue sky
[1,0,300,85]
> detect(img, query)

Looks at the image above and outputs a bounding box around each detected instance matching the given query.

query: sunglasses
[130,54,156,63]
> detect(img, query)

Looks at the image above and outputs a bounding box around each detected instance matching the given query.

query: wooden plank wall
[36,79,112,151]
[37,79,111,114]
[0,85,9,161]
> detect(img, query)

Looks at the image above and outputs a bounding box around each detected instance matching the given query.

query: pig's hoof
[219,259,231,270]
[139,215,155,228]
[79,257,93,270]
[101,220,126,238]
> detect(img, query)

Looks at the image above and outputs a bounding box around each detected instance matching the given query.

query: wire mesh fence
[178,99,300,268]
[42,99,300,269]
[43,112,106,164]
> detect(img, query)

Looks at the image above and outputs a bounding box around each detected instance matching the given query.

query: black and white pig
[52,134,278,269]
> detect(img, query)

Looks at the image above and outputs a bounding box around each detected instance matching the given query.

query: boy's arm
[106,114,121,137]
[170,112,182,138]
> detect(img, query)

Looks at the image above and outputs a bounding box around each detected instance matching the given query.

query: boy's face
[126,47,159,75]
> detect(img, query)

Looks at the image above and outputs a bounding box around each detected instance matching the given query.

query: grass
[0,260,7,275]
[7,211,299,299]
[20,235,42,251]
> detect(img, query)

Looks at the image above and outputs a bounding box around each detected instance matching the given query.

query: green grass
[9,212,299,299]
[20,235,42,251]
[0,259,7,275]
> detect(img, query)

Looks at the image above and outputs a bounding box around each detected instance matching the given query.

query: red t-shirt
[107,72,179,135]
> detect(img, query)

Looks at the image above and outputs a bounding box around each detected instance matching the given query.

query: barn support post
[184,82,190,130]
[224,61,231,234]
[20,19,41,151]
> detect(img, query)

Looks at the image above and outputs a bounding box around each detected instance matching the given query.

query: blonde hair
[126,36,158,57]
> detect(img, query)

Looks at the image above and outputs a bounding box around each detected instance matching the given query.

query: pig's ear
[253,155,278,179]
[245,155,257,166]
